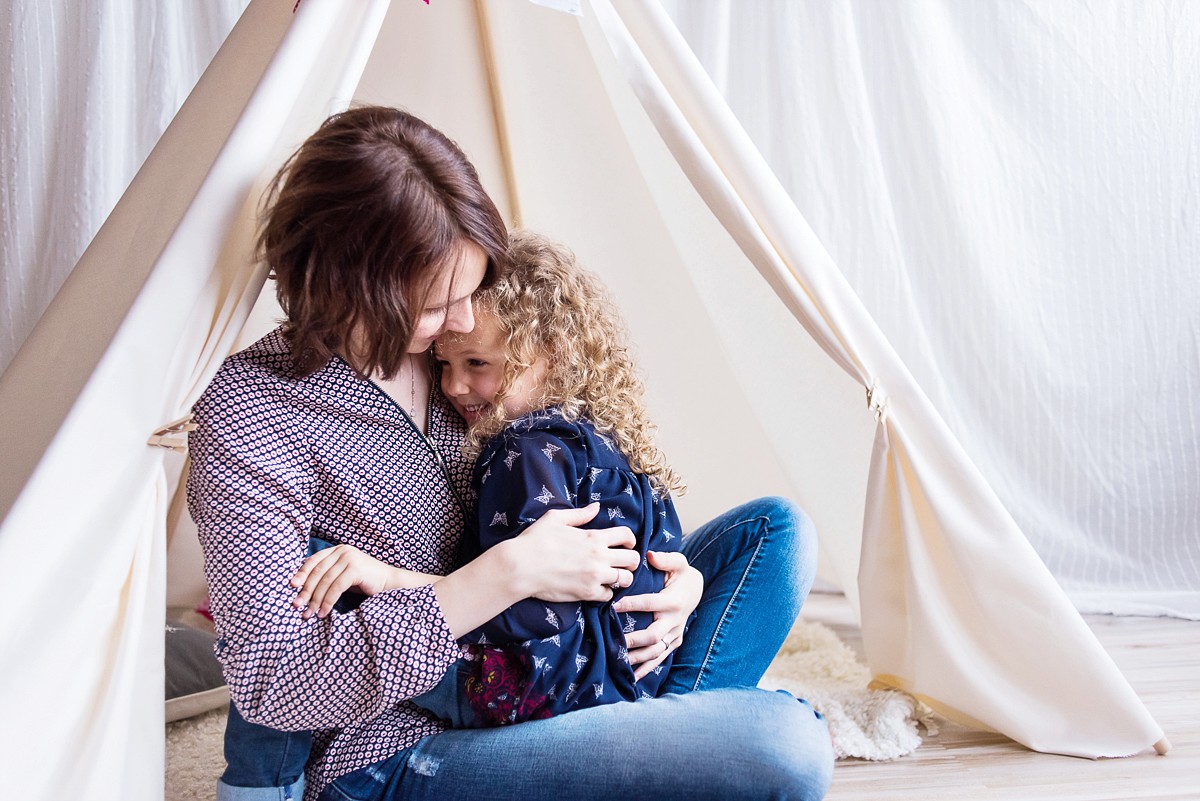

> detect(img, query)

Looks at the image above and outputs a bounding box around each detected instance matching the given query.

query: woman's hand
[613,550,704,680]
[508,503,642,603]
[289,544,437,619]
[433,503,640,638]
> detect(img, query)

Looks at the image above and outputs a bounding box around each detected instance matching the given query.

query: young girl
[297,230,687,728]
[425,229,688,725]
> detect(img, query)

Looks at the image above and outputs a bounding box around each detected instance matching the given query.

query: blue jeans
[220,703,309,801]
[320,496,831,801]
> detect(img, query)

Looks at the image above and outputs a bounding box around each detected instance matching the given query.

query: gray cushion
[165,621,229,722]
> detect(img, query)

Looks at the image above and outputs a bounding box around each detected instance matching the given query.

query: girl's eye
[468,359,488,367]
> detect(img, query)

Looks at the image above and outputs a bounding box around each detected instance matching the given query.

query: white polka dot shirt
[187,329,475,796]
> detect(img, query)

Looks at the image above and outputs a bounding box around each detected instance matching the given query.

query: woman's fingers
[519,505,644,602]
[610,590,661,614]
[646,549,688,578]
[628,625,684,675]
[617,554,701,668]
[614,560,702,616]
[546,501,601,527]
[607,547,641,573]
[596,524,636,550]
[608,567,637,590]
[600,527,640,580]
[624,620,683,651]
[633,650,669,681]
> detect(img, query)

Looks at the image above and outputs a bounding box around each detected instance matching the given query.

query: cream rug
[166,706,229,801]
[760,618,937,761]
[166,618,931,800]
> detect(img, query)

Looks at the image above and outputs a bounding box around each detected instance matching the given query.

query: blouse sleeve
[186,372,459,731]
[465,430,584,644]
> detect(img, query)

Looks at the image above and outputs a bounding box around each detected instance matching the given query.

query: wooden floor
[800,593,1199,801]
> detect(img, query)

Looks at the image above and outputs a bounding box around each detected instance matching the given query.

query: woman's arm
[435,503,638,637]
[288,505,639,634]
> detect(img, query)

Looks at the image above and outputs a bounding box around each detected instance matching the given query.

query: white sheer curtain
[0,0,250,375]
[662,0,1200,619]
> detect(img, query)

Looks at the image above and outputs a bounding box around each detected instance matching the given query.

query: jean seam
[691,515,770,691]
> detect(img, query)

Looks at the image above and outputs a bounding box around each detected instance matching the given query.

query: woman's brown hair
[259,105,508,379]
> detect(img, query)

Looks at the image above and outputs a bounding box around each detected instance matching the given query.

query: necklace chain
[409,353,417,420]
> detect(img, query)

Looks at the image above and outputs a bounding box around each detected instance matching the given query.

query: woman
[187,105,833,801]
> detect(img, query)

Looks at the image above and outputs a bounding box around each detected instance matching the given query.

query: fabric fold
[587,0,1163,757]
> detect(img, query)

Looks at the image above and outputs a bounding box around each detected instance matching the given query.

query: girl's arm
[289,506,639,634]
[289,544,443,619]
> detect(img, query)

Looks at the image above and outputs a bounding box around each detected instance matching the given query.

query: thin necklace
[408,353,417,420]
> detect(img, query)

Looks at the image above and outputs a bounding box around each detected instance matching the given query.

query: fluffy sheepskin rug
[167,619,929,798]
[760,618,937,761]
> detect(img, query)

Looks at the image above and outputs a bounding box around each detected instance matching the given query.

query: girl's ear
[529,356,551,386]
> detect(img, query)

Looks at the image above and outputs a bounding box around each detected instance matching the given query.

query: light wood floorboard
[800,592,1199,801]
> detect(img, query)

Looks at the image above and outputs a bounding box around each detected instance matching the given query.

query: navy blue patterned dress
[455,408,682,724]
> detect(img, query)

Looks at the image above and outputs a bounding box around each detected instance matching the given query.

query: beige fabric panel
[0,2,393,798]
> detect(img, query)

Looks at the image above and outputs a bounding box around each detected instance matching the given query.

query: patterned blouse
[186,329,474,798]
[458,409,681,724]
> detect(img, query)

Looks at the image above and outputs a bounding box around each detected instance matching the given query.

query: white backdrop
[662,0,1200,619]
[0,0,250,374]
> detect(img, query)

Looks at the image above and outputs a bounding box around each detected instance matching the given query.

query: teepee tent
[0,1,1167,798]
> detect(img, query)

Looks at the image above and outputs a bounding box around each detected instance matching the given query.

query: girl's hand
[613,550,703,680]
[290,544,431,620]
[508,503,641,603]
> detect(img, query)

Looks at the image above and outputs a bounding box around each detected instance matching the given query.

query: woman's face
[435,309,547,425]
[408,242,489,353]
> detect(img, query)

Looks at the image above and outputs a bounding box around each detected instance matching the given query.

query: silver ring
[660,636,671,651]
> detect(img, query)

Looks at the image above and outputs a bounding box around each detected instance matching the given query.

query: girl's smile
[435,308,546,425]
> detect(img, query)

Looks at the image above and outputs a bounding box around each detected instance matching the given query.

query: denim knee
[748,496,818,587]
[739,690,835,801]
[755,495,813,542]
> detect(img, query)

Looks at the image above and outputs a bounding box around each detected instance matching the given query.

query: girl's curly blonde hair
[467,230,685,496]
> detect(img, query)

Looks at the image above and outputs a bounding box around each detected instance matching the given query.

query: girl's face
[435,309,546,425]
[408,242,489,353]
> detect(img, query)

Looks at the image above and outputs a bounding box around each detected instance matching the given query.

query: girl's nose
[442,369,466,398]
